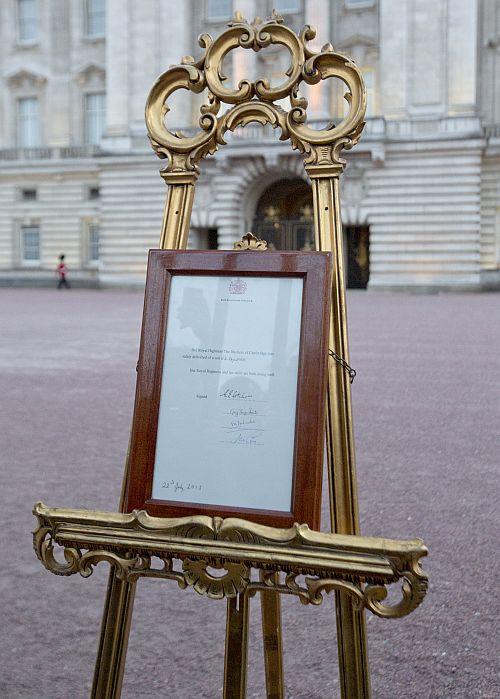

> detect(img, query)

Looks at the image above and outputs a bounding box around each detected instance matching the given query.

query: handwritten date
[161,479,202,493]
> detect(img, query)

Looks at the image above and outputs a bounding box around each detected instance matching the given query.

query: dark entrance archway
[344,225,370,289]
[251,178,315,251]
[251,178,370,288]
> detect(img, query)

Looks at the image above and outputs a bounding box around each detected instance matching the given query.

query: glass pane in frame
[152,274,303,512]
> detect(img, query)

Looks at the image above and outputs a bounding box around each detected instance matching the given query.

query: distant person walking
[56,254,70,289]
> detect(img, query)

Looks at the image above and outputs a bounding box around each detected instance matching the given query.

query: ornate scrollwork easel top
[33,503,428,618]
[145,10,366,176]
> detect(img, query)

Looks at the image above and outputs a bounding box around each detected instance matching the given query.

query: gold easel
[33,12,428,699]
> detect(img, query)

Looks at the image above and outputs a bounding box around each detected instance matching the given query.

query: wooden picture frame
[125,249,332,529]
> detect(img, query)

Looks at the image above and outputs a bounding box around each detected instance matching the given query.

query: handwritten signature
[220,431,263,446]
[227,418,257,429]
[219,388,253,400]
[230,432,262,445]
[226,407,258,417]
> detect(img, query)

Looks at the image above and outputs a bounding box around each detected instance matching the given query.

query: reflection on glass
[152,274,303,512]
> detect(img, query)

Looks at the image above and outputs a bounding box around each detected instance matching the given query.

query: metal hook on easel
[329,349,357,384]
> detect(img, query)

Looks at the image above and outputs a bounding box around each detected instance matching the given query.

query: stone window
[88,186,100,200]
[84,93,106,145]
[496,208,500,267]
[17,97,40,147]
[17,0,38,42]
[85,0,105,37]
[21,188,37,201]
[273,0,301,14]
[206,0,232,22]
[87,223,100,264]
[21,225,40,264]
[345,0,375,8]
[362,68,375,117]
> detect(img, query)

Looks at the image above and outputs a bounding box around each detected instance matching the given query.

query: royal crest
[229,278,247,294]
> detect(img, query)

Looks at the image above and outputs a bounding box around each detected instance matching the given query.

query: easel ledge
[33,502,427,618]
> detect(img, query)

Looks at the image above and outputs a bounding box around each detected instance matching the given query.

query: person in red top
[56,254,70,289]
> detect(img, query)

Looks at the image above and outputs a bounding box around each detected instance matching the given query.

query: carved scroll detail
[145,11,366,175]
[33,503,428,617]
[364,554,429,618]
[233,232,268,250]
[183,559,250,599]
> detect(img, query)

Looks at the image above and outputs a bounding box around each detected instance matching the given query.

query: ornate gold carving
[33,503,427,617]
[183,559,250,599]
[145,12,366,175]
[364,554,429,619]
[233,232,268,250]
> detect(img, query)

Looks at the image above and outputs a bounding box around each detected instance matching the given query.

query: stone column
[379,0,409,118]
[129,1,157,139]
[158,0,192,130]
[479,0,500,124]
[232,0,258,90]
[102,0,130,150]
[304,0,331,120]
[49,0,70,146]
[407,0,447,117]
[447,0,478,115]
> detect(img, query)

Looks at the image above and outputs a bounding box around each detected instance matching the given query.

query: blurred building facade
[0,0,499,289]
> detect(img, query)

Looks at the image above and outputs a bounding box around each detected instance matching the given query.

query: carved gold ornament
[183,559,250,599]
[233,232,268,249]
[33,503,427,618]
[145,11,366,175]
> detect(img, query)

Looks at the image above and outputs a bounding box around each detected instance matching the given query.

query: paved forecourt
[0,288,498,698]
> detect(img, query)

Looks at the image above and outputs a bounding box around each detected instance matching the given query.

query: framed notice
[125,249,332,529]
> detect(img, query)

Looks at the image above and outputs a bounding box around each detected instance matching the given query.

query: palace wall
[1,0,499,290]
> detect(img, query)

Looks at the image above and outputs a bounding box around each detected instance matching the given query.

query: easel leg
[91,180,194,697]
[309,172,371,698]
[223,593,250,699]
[260,581,284,699]
[335,595,370,698]
[91,569,137,699]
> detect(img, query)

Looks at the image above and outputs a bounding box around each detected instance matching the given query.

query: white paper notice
[151,274,303,512]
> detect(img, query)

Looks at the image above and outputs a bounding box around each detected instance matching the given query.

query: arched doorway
[344,225,370,289]
[251,178,315,251]
[251,178,369,288]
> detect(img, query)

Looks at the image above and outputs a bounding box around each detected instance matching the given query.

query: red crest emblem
[229,278,247,295]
